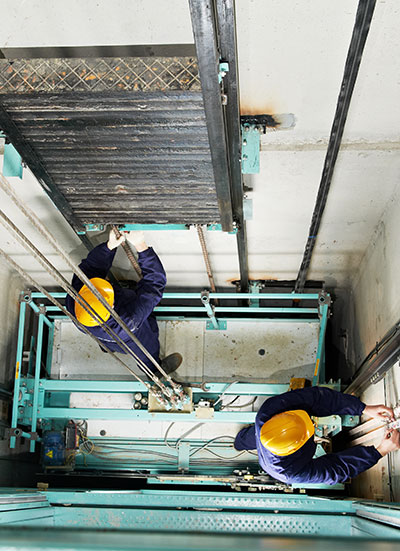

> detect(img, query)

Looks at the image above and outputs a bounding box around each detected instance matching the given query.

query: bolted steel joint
[21,290,32,303]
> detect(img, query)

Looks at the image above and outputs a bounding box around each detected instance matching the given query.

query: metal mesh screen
[0,57,200,93]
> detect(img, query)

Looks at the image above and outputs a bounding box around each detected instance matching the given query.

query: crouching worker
[65,229,182,377]
[234,386,399,485]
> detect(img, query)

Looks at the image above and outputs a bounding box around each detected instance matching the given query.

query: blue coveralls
[234,387,382,485]
[66,242,166,372]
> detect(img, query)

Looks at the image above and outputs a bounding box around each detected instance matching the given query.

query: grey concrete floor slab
[52,319,319,383]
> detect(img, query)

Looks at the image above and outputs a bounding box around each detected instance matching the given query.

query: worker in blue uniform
[234,386,399,485]
[66,229,182,377]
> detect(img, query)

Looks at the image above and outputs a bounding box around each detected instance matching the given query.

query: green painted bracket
[241,124,260,174]
[1,140,23,178]
[206,320,227,331]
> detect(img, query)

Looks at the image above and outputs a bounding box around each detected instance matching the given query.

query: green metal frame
[78,223,239,234]
[0,489,399,540]
[10,290,332,483]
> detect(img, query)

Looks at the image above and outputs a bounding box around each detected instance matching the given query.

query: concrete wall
[348,182,400,368]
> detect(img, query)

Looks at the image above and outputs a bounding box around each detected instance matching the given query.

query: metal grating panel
[0,57,200,93]
[0,58,221,226]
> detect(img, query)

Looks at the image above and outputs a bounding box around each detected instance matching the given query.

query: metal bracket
[79,224,105,234]
[341,414,359,427]
[201,291,226,330]
[313,415,342,438]
[241,124,260,174]
[243,197,253,220]
[318,291,331,307]
[206,319,227,331]
[178,442,190,472]
[2,139,23,178]
[8,427,39,440]
[218,61,229,83]
[207,223,237,235]
[248,281,263,307]
[318,291,331,318]
[21,290,32,304]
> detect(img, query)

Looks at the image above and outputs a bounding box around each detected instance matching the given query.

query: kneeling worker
[66,229,182,377]
[234,386,399,485]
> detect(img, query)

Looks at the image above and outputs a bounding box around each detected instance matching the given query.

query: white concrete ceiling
[0,0,399,292]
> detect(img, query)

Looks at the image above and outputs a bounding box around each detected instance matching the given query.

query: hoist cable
[196,224,218,304]
[0,247,158,392]
[0,173,175,386]
[0,209,171,396]
[112,225,142,279]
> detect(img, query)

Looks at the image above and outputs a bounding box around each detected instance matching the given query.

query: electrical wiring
[213,381,240,406]
[189,435,235,457]
[220,397,257,410]
[164,422,205,450]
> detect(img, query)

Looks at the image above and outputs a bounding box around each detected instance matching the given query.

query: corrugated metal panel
[0,58,220,226]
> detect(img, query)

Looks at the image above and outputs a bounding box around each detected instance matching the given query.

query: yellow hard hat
[260,409,315,456]
[74,278,114,327]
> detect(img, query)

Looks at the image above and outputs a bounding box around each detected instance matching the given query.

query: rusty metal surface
[0,58,221,226]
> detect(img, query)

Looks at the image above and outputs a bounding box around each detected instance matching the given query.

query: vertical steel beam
[294,0,376,291]
[30,313,44,452]
[188,0,234,232]
[313,303,329,386]
[215,0,249,290]
[9,301,26,448]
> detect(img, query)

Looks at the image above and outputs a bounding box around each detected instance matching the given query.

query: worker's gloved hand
[107,229,125,250]
[124,231,148,252]
[376,429,400,457]
[363,404,394,421]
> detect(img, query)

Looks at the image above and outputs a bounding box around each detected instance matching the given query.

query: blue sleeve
[257,387,365,425]
[121,247,167,329]
[72,242,116,290]
[288,445,382,485]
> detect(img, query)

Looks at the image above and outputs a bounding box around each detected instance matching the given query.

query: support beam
[188,0,234,232]
[215,0,249,290]
[294,0,376,291]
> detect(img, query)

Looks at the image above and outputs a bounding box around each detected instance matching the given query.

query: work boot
[160,352,183,376]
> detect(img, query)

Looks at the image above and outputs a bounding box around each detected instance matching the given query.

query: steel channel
[9,301,26,449]
[38,407,258,423]
[312,303,329,385]
[30,291,321,300]
[45,322,55,376]
[29,314,44,452]
[26,299,53,328]
[43,489,355,512]
[215,0,249,291]
[294,0,377,291]
[188,0,234,232]
[38,379,289,395]
[346,322,400,396]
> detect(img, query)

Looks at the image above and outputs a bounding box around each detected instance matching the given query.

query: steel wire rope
[0,247,164,395]
[112,225,142,279]
[0,210,171,398]
[196,224,218,304]
[0,174,175,385]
